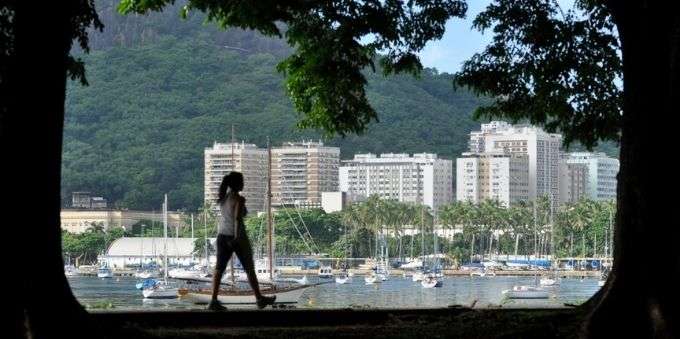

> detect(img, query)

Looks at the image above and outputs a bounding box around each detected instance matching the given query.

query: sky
[420,0,575,74]
[417,1,493,74]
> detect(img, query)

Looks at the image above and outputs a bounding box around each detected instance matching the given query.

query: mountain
[62,0,618,211]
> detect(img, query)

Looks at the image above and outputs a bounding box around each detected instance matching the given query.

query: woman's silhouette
[208,172,275,310]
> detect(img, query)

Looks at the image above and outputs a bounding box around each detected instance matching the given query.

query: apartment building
[339,153,453,211]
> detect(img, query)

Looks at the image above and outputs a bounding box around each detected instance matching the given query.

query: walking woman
[208,172,276,310]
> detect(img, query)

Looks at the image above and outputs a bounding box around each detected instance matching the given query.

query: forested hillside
[62,0,617,211]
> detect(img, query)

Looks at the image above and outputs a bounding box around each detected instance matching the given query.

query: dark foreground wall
[94,307,583,339]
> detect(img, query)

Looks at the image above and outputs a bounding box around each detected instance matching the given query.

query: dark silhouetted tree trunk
[6,3,88,338]
[585,2,680,338]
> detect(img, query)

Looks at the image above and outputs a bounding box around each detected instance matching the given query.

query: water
[68,275,600,310]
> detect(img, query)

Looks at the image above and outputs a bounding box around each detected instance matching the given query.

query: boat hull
[180,285,311,305]
[421,279,441,288]
[143,287,179,299]
[502,286,550,299]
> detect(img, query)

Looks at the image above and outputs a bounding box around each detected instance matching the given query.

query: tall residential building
[339,153,453,211]
[558,161,589,204]
[456,152,530,206]
[560,152,619,202]
[468,121,512,153]
[204,142,267,213]
[271,141,340,208]
[469,122,562,205]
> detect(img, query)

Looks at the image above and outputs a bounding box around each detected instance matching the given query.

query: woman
[208,171,276,311]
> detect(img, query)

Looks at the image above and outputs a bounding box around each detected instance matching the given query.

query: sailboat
[412,205,427,282]
[180,137,317,306]
[540,199,560,287]
[422,209,442,288]
[143,194,179,299]
[335,226,352,284]
[97,261,113,278]
[503,202,550,299]
[64,256,78,277]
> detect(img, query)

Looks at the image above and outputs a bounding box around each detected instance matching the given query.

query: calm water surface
[68,275,600,310]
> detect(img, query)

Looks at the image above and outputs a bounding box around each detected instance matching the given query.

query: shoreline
[74,268,599,278]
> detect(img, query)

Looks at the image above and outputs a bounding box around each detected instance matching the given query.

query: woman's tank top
[218,193,247,236]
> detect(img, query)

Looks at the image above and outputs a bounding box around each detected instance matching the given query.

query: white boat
[412,271,424,282]
[318,266,333,279]
[364,274,380,285]
[251,258,281,283]
[539,277,559,286]
[64,264,78,277]
[97,266,113,278]
[142,195,178,300]
[421,275,442,288]
[502,285,550,299]
[470,269,496,277]
[399,259,423,269]
[179,284,313,305]
[335,275,350,284]
[135,269,161,279]
[168,267,206,280]
[143,280,179,299]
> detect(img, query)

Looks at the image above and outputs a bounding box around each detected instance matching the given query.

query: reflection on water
[68,275,600,310]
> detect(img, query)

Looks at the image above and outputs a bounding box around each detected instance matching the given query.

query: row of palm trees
[339,195,616,262]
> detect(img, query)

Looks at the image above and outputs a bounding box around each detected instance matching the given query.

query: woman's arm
[232,196,241,238]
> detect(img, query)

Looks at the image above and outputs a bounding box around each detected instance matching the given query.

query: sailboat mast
[267,137,274,281]
[163,194,168,282]
[421,206,425,260]
[230,125,236,284]
[203,210,208,267]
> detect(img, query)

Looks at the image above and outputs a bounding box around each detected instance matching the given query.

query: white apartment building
[271,141,340,208]
[204,142,267,213]
[469,122,562,205]
[339,153,453,211]
[456,152,530,206]
[468,121,512,153]
[561,152,619,202]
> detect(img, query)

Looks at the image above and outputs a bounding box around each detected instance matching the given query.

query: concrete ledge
[91,307,584,338]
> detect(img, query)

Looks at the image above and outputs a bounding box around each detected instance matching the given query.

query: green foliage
[455,0,621,148]
[63,1,619,211]
[244,208,343,257]
[118,0,468,136]
[62,7,485,211]
[62,227,127,264]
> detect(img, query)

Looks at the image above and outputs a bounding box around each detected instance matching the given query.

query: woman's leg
[234,235,263,298]
[211,236,233,303]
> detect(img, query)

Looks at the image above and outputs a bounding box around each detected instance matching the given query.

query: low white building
[61,209,185,234]
[321,192,346,213]
[98,237,216,269]
[339,153,453,211]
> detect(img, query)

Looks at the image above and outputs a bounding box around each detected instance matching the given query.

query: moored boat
[502,285,550,299]
[97,265,113,278]
[421,274,442,288]
[179,284,314,305]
